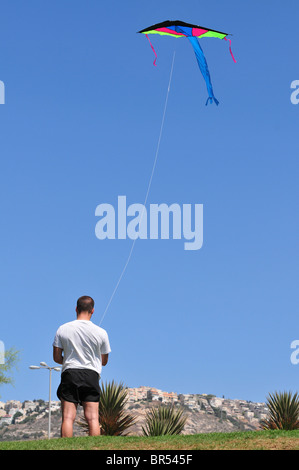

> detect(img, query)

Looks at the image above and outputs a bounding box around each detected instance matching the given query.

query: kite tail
[145,34,157,66]
[224,37,237,63]
[206,96,219,106]
[187,36,219,106]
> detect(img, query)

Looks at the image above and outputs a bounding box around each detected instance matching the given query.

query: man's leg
[61,400,78,438]
[83,401,101,436]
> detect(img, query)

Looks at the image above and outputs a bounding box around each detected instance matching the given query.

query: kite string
[99,51,176,326]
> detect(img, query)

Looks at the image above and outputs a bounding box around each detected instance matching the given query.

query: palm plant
[77,380,137,436]
[260,391,299,430]
[142,405,187,436]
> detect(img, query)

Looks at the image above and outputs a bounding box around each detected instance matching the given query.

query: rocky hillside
[0,400,261,442]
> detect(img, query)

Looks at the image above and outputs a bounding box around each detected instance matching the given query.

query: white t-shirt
[53,320,111,375]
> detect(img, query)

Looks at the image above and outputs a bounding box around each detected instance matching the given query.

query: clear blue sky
[0,0,298,404]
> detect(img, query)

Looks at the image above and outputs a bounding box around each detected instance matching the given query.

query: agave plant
[142,405,187,436]
[260,391,299,430]
[99,380,137,436]
[77,380,137,436]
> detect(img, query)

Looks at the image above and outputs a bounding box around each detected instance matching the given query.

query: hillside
[0,391,267,442]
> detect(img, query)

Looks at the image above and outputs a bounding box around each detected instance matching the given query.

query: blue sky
[0,0,298,404]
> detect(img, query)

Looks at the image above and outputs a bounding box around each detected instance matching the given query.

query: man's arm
[53,346,64,365]
[101,354,109,366]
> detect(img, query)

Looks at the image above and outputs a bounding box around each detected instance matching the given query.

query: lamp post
[29,362,61,439]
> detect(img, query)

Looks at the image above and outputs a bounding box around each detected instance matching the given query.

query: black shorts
[57,368,101,405]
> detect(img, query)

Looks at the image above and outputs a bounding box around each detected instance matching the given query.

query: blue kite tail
[206,96,219,106]
[187,36,219,106]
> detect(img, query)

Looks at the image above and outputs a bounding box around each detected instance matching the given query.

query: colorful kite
[138,20,236,106]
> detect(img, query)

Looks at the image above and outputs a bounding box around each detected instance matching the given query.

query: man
[53,296,111,437]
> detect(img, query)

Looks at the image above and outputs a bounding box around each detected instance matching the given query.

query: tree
[12,411,23,424]
[261,391,299,430]
[0,348,20,396]
[142,405,187,436]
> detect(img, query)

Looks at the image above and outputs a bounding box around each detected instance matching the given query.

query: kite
[99,21,236,325]
[138,20,236,106]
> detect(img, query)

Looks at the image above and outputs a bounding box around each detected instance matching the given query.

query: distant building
[244,411,255,421]
[5,400,22,412]
[23,401,38,412]
[0,414,12,425]
[210,397,224,408]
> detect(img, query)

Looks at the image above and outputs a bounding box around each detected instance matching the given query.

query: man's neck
[76,312,92,321]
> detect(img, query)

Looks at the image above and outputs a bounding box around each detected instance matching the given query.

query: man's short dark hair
[77,296,95,314]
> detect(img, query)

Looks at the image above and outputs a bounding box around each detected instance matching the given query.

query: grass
[0,430,299,450]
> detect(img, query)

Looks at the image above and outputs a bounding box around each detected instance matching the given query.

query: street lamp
[29,362,61,439]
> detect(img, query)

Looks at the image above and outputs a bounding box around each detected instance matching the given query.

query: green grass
[1,430,299,450]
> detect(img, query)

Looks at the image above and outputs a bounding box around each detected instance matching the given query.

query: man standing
[53,296,111,437]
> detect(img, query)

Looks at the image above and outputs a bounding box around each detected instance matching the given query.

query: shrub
[77,380,137,436]
[261,391,299,430]
[142,405,187,436]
